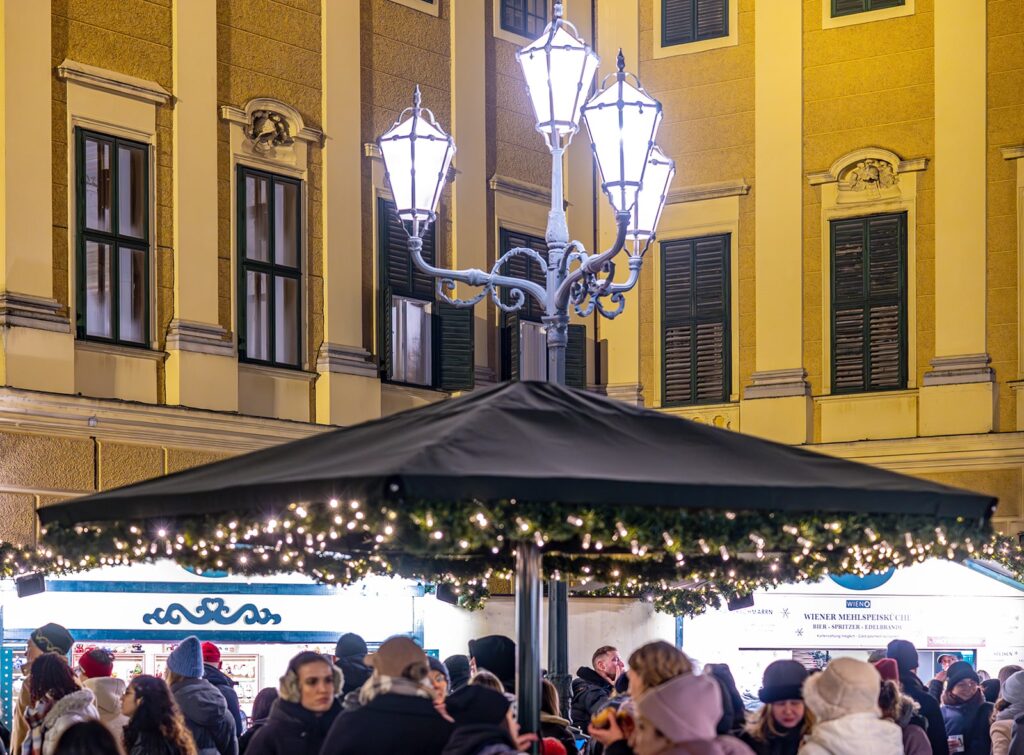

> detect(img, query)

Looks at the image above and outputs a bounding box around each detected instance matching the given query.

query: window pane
[118,145,146,238]
[520,320,547,380]
[275,276,299,366]
[84,240,114,338]
[84,138,113,233]
[391,296,432,385]
[245,173,271,262]
[246,270,271,361]
[274,181,299,267]
[118,247,147,344]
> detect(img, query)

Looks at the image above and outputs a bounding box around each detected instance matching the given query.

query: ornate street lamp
[377,2,671,745]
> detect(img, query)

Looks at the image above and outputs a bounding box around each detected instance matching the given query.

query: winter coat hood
[441,723,518,755]
[82,676,126,718]
[38,689,100,755]
[637,673,722,743]
[172,677,230,727]
[798,713,903,755]
[336,654,371,696]
[803,658,880,722]
[575,666,612,690]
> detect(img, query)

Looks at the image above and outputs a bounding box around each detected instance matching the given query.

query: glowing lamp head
[627,145,674,253]
[378,86,455,234]
[515,2,599,148]
[581,51,662,215]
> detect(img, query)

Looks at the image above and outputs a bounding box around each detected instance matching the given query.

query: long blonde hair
[627,641,693,696]
[744,702,815,742]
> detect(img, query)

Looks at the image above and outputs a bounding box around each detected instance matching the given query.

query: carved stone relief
[837,158,900,199]
[246,109,295,153]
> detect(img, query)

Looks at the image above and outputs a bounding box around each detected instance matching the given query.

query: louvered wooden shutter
[434,302,474,391]
[565,324,587,389]
[661,235,730,406]
[663,0,728,46]
[379,198,438,380]
[830,213,906,393]
[499,228,547,381]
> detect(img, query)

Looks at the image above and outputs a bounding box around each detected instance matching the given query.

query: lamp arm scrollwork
[554,211,630,307]
[407,237,549,314]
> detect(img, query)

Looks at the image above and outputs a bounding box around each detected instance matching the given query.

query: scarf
[942,687,984,709]
[996,699,1024,722]
[21,698,54,755]
[358,674,435,705]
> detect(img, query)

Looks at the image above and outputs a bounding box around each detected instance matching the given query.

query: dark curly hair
[122,675,197,755]
[27,654,78,704]
[53,721,124,755]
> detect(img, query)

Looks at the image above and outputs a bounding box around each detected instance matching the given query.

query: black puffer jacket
[171,677,238,755]
[570,667,613,730]
[243,698,342,755]
[441,724,518,755]
[320,694,454,755]
[336,655,372,697]
[205,664,244,735]
[900,672,948,755]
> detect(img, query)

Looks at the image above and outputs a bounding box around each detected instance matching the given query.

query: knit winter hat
[335,632,368,659]
[468,635,516,691]
[167,636,204,678]
[945,661,980,689]
[803,658,881,723]
[428,656,451,689]
[201,641,221,665]
[445,684,511,725]
[366,636,428,679]
[79,648,114,678]
[444,654,471,692]
[886,639,919,675]
[30,623,74,656]
[873,658,900,684]
[1002,670,1024,705]
[759,660,809,703]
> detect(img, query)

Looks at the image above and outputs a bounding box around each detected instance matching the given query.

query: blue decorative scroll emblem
[143,597,281,626]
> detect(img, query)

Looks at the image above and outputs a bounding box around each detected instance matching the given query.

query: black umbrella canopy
[40,381,993,524]
[35,381,994,613]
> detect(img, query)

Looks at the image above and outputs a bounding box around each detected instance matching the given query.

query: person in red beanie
[77,648,129,742]
[202,641,243,735]
[875,659,930,755]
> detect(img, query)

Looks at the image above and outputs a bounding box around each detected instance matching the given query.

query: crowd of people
[0,621,1021,755]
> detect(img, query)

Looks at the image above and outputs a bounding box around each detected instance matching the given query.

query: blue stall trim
[3,628,345,643]
[44,580,427,597]
[964,559,1024,593]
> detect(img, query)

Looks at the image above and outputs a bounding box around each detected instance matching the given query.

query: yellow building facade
[0,0,1021,546]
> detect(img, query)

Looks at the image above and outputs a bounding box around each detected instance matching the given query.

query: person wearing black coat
[939,662,993,755]
[706,663,746,737]
[887,639,949,755]
[238,688,277,754]
[570,647,622,731]
[203,657,244,736]
[334,633,373,697]
[441,685,521,755]
[321,636,454,755]
[245,652,342,755]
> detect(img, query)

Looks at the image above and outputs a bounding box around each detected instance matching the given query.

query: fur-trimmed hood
[42,689,97,729]
[278,655,344,703]
[799,713,903,755]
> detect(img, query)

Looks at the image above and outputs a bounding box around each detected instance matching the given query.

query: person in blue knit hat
[164,636,238,755]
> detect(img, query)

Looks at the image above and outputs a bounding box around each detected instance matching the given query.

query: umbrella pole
[516,540,542,755]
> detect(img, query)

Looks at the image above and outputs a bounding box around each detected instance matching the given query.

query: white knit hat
[803,658,881,723]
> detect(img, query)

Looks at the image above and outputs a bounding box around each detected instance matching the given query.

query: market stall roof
[39,381,995,527]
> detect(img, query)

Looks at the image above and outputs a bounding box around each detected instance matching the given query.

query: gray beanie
[1003,670,1024,705]
[167,636,204,678]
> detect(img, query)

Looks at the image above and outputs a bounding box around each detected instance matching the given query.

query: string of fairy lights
[3,496,1014,616]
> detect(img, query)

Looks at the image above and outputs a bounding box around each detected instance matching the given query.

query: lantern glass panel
[380,109,454,224]
[628,146,675,241]
[518,26,598,140]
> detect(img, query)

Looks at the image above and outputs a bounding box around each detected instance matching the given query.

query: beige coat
[992,718,1014,755]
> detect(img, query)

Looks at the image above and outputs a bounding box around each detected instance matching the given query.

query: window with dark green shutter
[237,166,302,368]
[76,128,150,347]
[501,0,546,39]
[662,0,728,47]
[378,198,473,391]
[830,213,907,394]
[498,228,587,387]
[661,234,730,406]
[831,0,904,18]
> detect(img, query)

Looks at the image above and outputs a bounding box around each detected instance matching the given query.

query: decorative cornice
[1002,145,1024,161]
[238,362,318,383]
[0,387,327,454]
[221,102,324,147]
[667,179,749,205]
[0,293,70,333]
[75,340,166,362]
[489,175,552,206]
[743,368,811,399]
[922,354,994,387]
[315,342,378,379]
[165,320,234,358]
[56,59,171,106]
